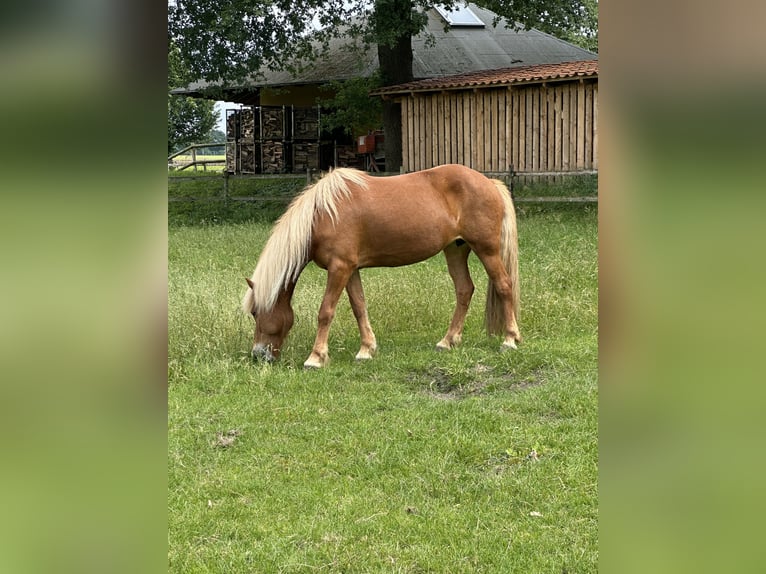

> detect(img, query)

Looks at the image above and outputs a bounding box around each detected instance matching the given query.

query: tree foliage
[317,75,384,137]
[168,42,217,154]
[168,1,597,166]
[558,0,598,52]
[169,1,596,86]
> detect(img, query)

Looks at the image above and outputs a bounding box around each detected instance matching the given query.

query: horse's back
[310,165,503,268]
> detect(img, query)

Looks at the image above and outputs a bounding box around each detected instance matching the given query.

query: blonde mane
[242,168,369,314]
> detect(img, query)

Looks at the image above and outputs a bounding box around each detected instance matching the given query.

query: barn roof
[410,5,595,78]
[174,4,596,102]
[370,59,598,96]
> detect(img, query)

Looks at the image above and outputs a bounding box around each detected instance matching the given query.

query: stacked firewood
[261,107,284,139]
[225,106,362,174]
[237,108,257,140]
[225,141,236,173]
[239,143,259,173]
[292,142,319,172]
[226,112,238,139]
[335,145,363,169]
[225,112,242,172]
[261,141,284,173]
[293,108,319,140]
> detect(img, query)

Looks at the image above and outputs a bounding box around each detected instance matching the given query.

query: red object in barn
[357,134,376,154]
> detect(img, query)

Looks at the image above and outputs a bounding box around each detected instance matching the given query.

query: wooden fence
[401,79,598,174]
[168,142,226,171]
[168,171,597,205]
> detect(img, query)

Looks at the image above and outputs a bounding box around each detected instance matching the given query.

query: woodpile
[226,112,238,139]
[293,108,319,140]
[225,140,236,173]
[292,143,319,173]
[261,107,284,139]
[225,109,259,172]
[238,143,258,173]
[334,145,363,169]
[261,141,285,173]
[227,108,257,140]
[224,105,364,174]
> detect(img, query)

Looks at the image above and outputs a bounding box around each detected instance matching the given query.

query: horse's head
[245,278,294,362]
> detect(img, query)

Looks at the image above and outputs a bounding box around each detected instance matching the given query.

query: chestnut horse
[242,164,520,368]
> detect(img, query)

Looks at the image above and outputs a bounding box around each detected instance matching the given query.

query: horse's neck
[275,279,298,308]
[273,259,308,312]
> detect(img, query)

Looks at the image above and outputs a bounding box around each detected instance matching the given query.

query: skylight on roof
[435,4,485,28]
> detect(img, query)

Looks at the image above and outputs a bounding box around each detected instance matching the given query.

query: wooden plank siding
[398,78,597,174]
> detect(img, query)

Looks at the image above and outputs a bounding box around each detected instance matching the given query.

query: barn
[173,3,595,174]
[371,60,598,175]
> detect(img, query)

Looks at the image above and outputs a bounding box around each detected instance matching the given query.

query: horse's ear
[245,277,254,289]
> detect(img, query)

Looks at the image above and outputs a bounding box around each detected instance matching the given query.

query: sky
[214,101,243,133]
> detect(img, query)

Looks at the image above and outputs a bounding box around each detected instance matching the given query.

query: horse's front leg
[304,264,354,369]
[346,269,377,360]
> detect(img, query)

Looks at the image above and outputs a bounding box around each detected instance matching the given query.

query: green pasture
[168,193,598,572]
[169,154,226,172]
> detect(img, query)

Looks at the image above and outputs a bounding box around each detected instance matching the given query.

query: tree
[169,1,595,169]
[168,42,217,154]
[559,0,598,52]
[317,75,384,137]
[208,129,227,144]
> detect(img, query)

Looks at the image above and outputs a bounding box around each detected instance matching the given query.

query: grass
[168,201,598,572]
[168,176,308,226]
[512,173,597,199]
[169,154,226,173]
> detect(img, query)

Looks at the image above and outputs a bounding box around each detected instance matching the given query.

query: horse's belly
[357,227,453,268]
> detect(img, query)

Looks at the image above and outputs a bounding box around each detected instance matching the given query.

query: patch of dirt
[212,428,242,448]
[410,364,544,400]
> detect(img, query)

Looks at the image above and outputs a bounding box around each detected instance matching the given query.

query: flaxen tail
[484,179,520,339]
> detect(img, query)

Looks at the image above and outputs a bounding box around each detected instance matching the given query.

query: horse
[242,163,521,368]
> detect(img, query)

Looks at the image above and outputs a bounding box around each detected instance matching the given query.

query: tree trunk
[375,1,414,172]
[380,99,402,172]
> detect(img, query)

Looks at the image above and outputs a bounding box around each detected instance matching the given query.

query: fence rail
[168,169,597,204]
[168,142,226,172]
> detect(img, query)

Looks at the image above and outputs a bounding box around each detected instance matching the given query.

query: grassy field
[169,154,226,172]
[168,200,598,572]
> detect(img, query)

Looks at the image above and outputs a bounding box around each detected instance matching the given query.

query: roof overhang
[370,59,598,97]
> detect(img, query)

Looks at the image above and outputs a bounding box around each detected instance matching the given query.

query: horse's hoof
[355,343,377,361]
[501,340,518,351]
[303,355,326,368]
[435,342,451,352]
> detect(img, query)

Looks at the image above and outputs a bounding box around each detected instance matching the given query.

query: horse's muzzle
[251,345,276,363]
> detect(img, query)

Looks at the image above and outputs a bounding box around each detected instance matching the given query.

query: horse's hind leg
[345,269,377,360]
[473,248,521,349]
[304,264,354,369]
[437,241,474,351]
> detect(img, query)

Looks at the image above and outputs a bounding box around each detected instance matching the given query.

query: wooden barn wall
[400,79,598,173]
